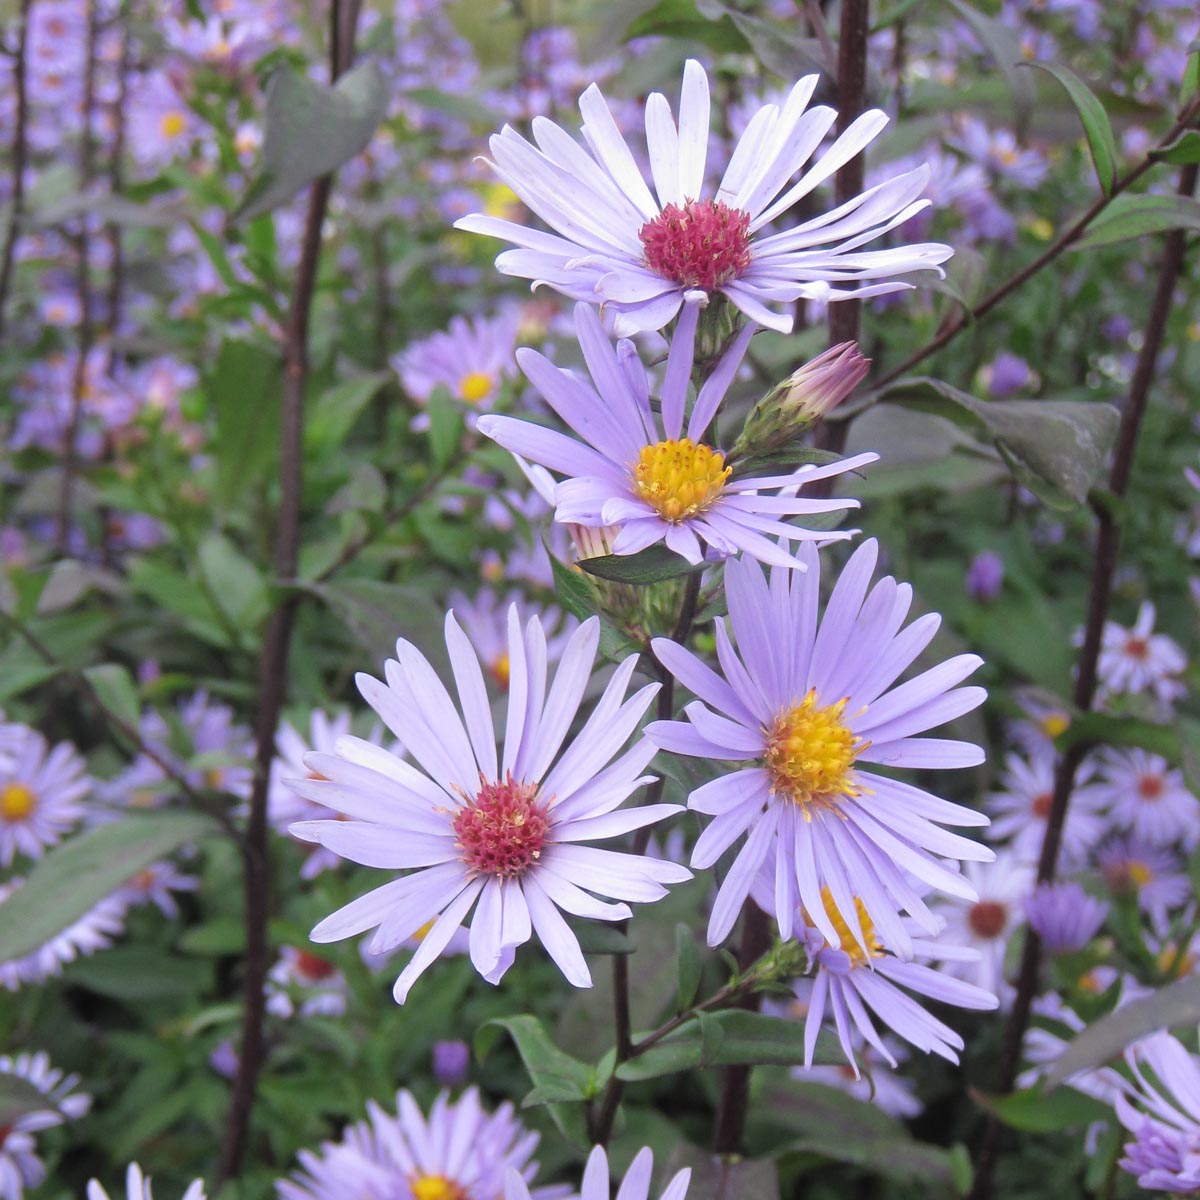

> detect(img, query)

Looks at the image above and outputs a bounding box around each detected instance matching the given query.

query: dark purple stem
[0,0,32,344]
[968,159,1199,1200]
[214,2,359,1183]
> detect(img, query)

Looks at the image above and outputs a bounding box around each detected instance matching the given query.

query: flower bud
[732,342,869,460]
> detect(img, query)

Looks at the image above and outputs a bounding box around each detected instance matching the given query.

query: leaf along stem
[968,158,1200,1200]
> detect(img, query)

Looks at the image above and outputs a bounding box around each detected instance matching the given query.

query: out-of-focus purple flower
[432,1039,471,1087]
[965,550,1004,602]
[982,351,1033,398]
[208,1039,239,1080]
[1025,882,1108,953]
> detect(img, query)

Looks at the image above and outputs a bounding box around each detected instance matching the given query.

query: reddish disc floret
[453,775,550,879]
[294,950,338,982]
[639,198,752,291]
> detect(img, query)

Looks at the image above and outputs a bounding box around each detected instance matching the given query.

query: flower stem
[0,0,32,345]
[214,2,361,1182]
[968,158,1199,1200]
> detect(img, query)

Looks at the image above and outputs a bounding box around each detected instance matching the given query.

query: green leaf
[663,1144,781,1200]
[0,813,217,964]
[580,545,706,586]
[126,559,228,647]
[1055,711,1190,767]
[308,579,445,667]
[1152,130,1200,165]
[675,923,701,1011]
[616,1010,837,1081]
[63,945,212,1002]
[82,663,141,730]
[549,554,600,624]
[306,372,392,451]
[475,1015,595,1105]
[624,0,751,55]
[972,1082,1112,1132]
[209,338,282,508]
[944,0,1034,132]
[1075,193,1200,250]
[1182,43,1200,107]
[234,59,390,222]
[197,533,271,633]
[1046,975,1200,1088]
[887,379,1119,506]
[1023,61,1117,195]
[571,921,634,955]
[426,389,465,472]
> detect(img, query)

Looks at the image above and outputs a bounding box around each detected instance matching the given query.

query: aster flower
[448,588,576,690]
[88,1164,206,1200]
[1094,602,1187,710]
[1024,882,1109,954]
[394,308,521,422]
[1096,836,1190,934]
[506,1145,691,1200]
[277,1087,568,1200]
[265,947,348,1020]
[0,879,126,990]
[1116,1031,1200,1193]
[1007,689,1073,757]
[796,889,998,1074]
[1093,748,1199,849]
[479,304,877,570]
[290,608,689,1002]
[0,1051,91,1200]
[456,60,951,335]
[646,542,992,952]
[0,729,90,867]
[928,854,1034,1002]
[111,859,199,919]
[986,748,1108,869]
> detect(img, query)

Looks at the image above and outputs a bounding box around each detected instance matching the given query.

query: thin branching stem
[968,159,1199,1200]
[0,0,33,344]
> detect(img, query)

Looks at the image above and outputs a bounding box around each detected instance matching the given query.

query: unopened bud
[732,342,869,460]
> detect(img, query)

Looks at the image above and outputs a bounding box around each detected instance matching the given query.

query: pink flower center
[453,776,550,879]
[639,199,752,291]
[1124,635,1149,660]
[1137,774,1164,801]
[295,950,337,981]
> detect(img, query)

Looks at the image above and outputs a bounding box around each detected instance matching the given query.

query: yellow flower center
[1127,861,1153,887]
[1157,946,1197,979]
[764,689,863,816]
[0,783,36,822]
[160,111,187,138]
[812,886,881,969]
[411,1174,466,1200]
[458,371,493,405]
[205,766,225,789]
[490,653,510,691]
[1038,712,1069,739]
[632,438,730,523]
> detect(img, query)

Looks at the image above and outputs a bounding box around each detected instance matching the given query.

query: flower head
[1095,602,1187,711]
[0,728,89,867]
[88,1164,206,1200]
[647,542,992,951]
[457,60,951,334]
[265,947,348,1020]
[290,608,688,1002]
[1024,881,1109,954]
[505,1145,691,1200]
[479,304,877,570]
[1093,748,1199,849]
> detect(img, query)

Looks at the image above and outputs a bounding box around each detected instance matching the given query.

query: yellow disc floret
[813,886,881,968]
[160,111,187,139]
[411,1176,467,1200]
[1038,712,1070,740]
[0,783,36,822]
[764,689,863,816]
[632,438,730,523]
[458,371,493,405]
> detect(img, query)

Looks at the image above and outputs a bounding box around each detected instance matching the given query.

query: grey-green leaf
[0,813,217,965]
[0,1073,64,1126]
[580,545,706,586]
[475,1014,595,1105]
[1075,193,1200,250]
[1024,61,1117,196]
[1046,975,1200,1089]
[945,0,1034,132]
[234,59,390,222]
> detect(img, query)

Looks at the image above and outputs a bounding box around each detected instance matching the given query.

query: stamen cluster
[452,776,550,879]
[765,691,862,814]
[639,199,752,291]
[633,438,731,522]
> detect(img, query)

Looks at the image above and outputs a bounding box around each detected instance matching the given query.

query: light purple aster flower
[506,1145,691,1200]
[277,1087,568,1200]
[111,859,199,919]
[479,303,877,570]
[290,608,689,1002]
[0,1051,91,1200]
[1094,601,1187,711]
[265,947,348,1020]
[646,541,992,952]
[1093,748,1199,849]
[982,351,1034,398]
[88,1164,206,1200]
[1096,836,1191,934]
[432,1039,471,1087]
[0,728,90,867]
[1025,881,1109,954]
[456,59,952,335]
[794,893,998,1074]
[448,588,576,690]
[1117,1031,1200,1194]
